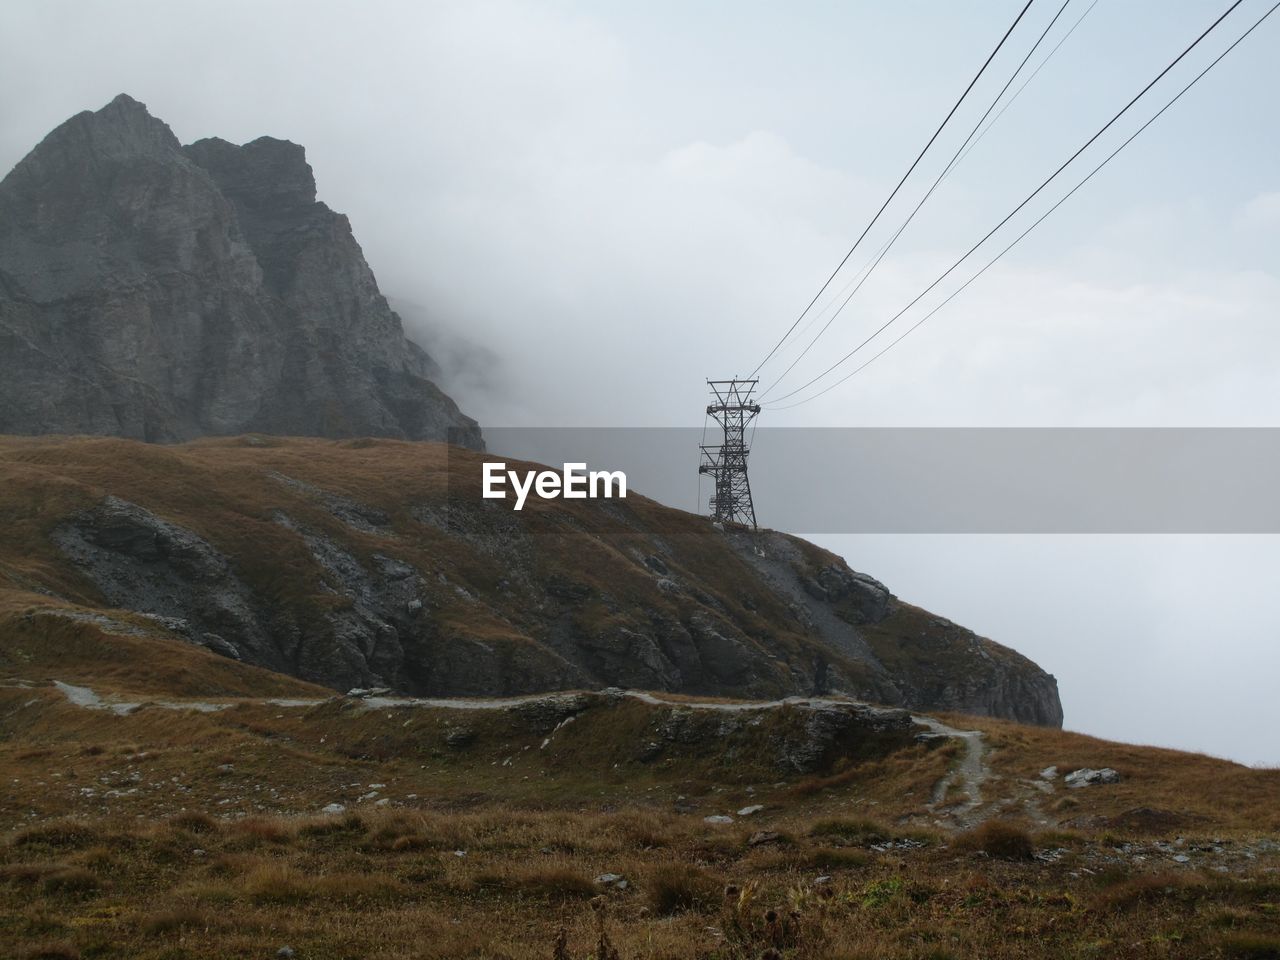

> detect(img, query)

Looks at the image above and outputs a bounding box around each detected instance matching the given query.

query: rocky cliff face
[0,94,480,446]
[0,436,1063,727]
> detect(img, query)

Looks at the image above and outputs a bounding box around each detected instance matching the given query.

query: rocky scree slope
[0,94,479,446]
[0,436,1061,726]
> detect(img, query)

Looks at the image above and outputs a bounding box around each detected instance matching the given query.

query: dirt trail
[912,713,991,828]
[48,680,228,715]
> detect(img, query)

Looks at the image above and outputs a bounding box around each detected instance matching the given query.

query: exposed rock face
[0,94,480,446]
[727,529,1063,727]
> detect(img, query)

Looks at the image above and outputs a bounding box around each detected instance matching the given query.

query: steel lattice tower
[699,379,761,528]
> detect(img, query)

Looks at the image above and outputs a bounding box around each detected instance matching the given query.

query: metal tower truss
[699,378,761,528]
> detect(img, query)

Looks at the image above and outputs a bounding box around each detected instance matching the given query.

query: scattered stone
[453,849,467,858]
[1040,766,1059,780]
[277,948,295,959]
[737,804,765,817]
[748,831,782,847]
[321,802,346,815]
[1173,854,1191,864]
[347,687,391,698]
[1064,767,1121,789]
[595,873,628,890]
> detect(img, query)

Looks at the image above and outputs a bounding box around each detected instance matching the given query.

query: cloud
[1237,191,1280,229]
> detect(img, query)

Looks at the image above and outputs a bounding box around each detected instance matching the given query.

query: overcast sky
[3,0,1277,764]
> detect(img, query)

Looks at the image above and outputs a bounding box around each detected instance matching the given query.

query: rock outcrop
[0,94,480,446]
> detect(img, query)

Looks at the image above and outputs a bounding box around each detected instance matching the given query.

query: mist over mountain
[0,94,481,447]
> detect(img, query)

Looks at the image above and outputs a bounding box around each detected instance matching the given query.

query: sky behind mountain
[3,0,1277,762]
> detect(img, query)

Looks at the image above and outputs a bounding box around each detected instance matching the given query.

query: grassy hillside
[0,435,1060,723]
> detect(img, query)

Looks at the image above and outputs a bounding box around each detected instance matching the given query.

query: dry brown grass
[952,820,1035,860]
[953,712,1280,834]
[19,944,80,960]
[139,905,210,936]
[471,863,597,900]
[0,797,1274,958]
[644,861,719,916]
[37,867,98,895]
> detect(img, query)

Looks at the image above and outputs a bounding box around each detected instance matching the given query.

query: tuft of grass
[1092,871,1205,913]
[11,820,101,849]
[141,906,210,936]
[166,811,219,834]
[1221,933,1280,959]
[807,817,890,845]
[953,821,1034,860]
[645,862,718,916]
[780,847,870,871]
[310,873,405,903]
[0,863,67,885]
[20,944,80,960]
[298,812,366,837]
[227,816,295,846]
[472,866,597,901]
[242,863,310,904]
[39,868,99,895]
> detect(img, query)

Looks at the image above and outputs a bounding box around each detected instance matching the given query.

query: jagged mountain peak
[4,94,182,185]
[0,97,481,447]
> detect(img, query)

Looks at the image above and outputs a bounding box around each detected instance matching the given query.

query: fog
[2,0,1277,763]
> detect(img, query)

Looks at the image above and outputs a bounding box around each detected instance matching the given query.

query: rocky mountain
[0,94,480,446]
[0,436,1063,726]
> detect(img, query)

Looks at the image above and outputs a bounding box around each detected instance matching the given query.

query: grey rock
[320,803,345,815]
[704,814,734,824]
[1065,767,1121,788]
[510,693,593,733]
[199,634,241,660]
[777,704,912,774]
[0,94,480,447]
[737,804,765,816]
